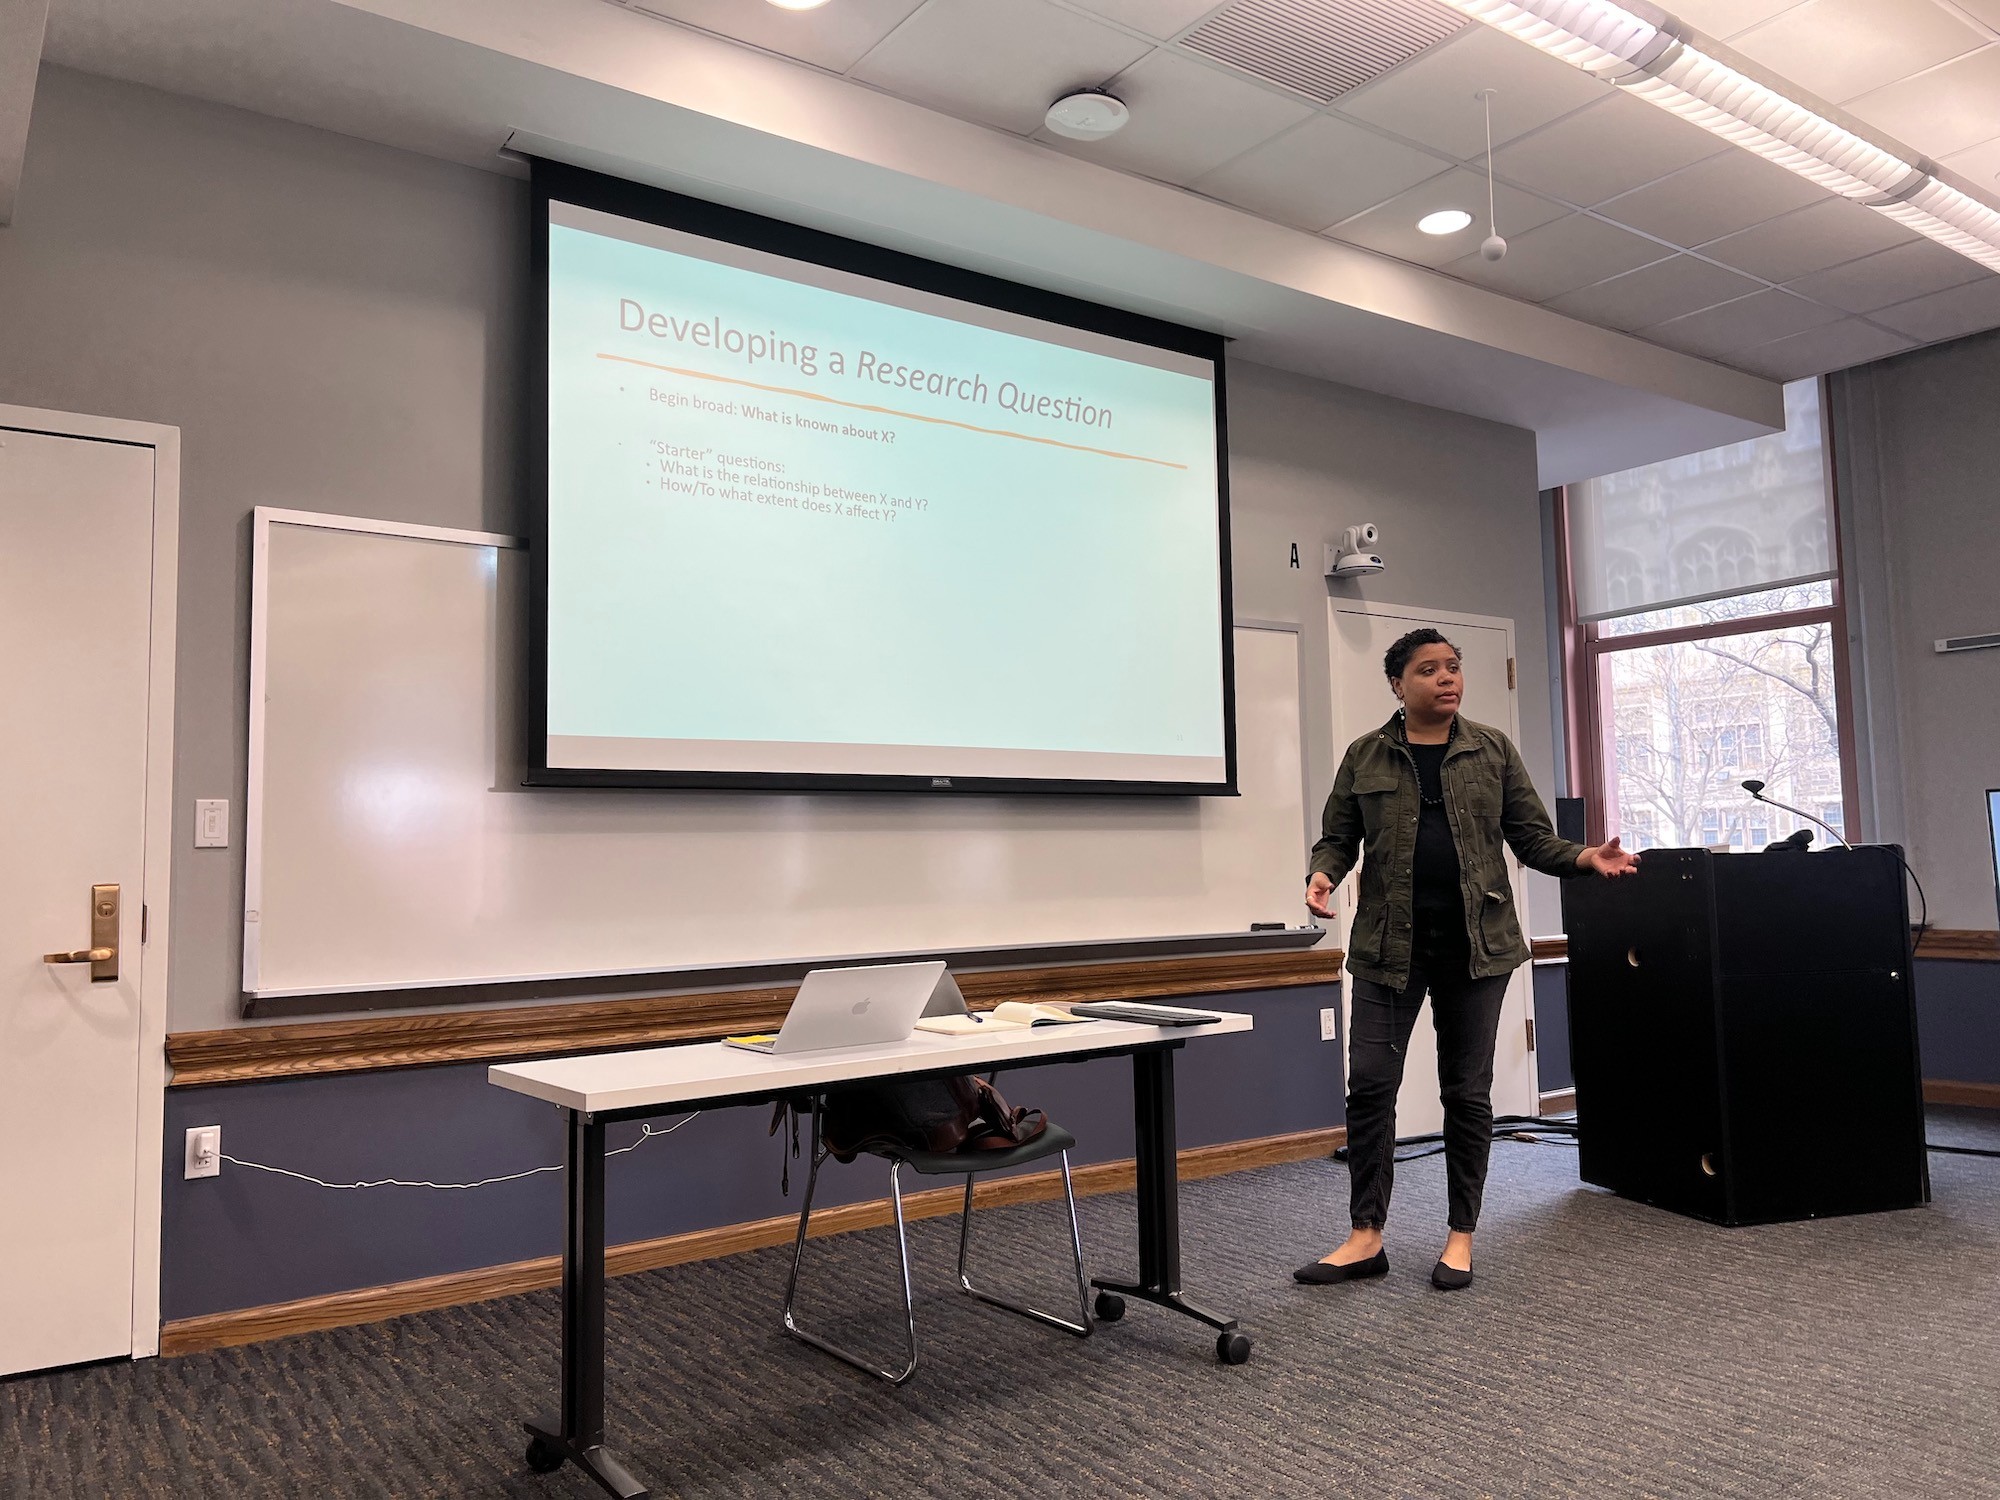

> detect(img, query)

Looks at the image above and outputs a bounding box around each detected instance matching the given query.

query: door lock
[43,884,119,982]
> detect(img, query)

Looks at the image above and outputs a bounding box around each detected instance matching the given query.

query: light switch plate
[195,798,228,848]
[1320,1007,1339,1042]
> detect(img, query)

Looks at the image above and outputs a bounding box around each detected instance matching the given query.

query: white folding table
[490,1010,1255,1498]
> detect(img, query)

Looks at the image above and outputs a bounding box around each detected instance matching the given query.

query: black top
[1408,740,1463,941]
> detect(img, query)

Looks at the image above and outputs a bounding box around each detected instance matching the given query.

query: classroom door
[0,427,158,1376]
[1326,603,1539,1137]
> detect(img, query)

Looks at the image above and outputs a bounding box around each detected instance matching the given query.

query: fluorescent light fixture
[766,0,832,9]
[1418,209,1474,234]
[1438,0,2000,273]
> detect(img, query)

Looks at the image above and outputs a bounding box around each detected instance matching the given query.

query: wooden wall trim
[1528,930,1998,964]
[158,1123,1345,1357]
[166,947,1343,1087]
[1917,929,2000,962]
[1924,1079,2000,1109]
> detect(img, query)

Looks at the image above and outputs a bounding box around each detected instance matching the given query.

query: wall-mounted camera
[1325,523,1385,579]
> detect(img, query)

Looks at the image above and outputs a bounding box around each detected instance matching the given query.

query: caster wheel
[1093,1291,1126,1323]
[525,1436,566,1474]
[1216,1330,1252,1366]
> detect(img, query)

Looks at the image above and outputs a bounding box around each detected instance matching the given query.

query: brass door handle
[43,884,119,982]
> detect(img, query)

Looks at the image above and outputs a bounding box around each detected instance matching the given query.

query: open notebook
[913,1002,1085,1035]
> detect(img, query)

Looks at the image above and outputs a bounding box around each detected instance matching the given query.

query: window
[1561,380,1855,852]
[1714,722,1766,772]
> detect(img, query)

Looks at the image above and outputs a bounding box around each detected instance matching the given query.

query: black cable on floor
[1928,1143,2000,1158]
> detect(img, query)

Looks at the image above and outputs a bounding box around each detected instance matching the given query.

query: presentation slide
[541,198,1229,787]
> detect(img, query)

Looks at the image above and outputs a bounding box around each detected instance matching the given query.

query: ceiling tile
[1730,0,1986,104]
[1953,0,2000,25]
[1445,213,1673,301]
[1491,92,1726,208]
[1326,168,1570,266]
[1843,45,2000,158]
[1545,254,1765,330]
[1785,239,1989,312]
[1733,318,1918,380]
[619,0,929,73]
[848,0,1154,135]
[1038,49,1314,184]
[1868,274,2000,342]
[1064,0,1221,39]
[1667,0,1809,39]
[1598,149,1830,248]
[1194,113,1453,230]
[1645,289,1846,357]
[1939,135,2000,194]
[1699,198,1915,282]
[1332,24,1610,160]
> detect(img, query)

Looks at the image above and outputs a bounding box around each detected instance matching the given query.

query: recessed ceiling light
[1417,209,1473,235]
[1045,90,1130,142]
[766,0,832,10]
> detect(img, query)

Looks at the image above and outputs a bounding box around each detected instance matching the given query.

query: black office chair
[782,1085,1093,1385]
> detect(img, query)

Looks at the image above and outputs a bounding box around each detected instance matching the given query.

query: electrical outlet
[185,1126,221,1180]
[1319,1007,1339,1042]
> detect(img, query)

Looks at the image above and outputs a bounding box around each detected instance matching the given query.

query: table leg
[524,1109,648,1497]
[1091,1045,1251,1364]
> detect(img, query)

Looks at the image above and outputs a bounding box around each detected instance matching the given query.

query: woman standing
[1298,628,1637,1291]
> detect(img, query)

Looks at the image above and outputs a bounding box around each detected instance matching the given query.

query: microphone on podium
[1740,779,1852,850]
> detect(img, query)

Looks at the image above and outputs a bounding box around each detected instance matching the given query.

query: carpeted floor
[6,1108,1999,1499]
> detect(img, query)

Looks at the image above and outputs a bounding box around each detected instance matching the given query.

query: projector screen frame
[524,157,1237,797]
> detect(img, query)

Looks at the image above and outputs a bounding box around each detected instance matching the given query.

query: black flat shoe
[1430,1260,1473,1290]
[1294,1250,1388,1284]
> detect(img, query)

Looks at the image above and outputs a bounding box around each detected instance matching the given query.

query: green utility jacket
[1310,713,1588,989]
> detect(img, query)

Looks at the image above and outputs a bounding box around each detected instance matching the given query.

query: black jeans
[1345,931,1510,1234]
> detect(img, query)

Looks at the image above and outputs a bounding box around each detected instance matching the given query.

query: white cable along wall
[243,509,1314,999]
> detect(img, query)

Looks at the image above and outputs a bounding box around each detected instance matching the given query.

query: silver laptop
[725,960,966,1055]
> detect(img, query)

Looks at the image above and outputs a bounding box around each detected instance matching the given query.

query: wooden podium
[1562,845,1928,1226]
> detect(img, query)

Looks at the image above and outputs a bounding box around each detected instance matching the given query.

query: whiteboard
[243,509,1314,998]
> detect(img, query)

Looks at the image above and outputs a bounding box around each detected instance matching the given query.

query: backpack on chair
[819,1075,1047,1162]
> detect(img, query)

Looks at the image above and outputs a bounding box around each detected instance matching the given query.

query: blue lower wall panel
[1916,959,2000,1084]
[161,985,1344,1322]
[1531,964,1572,1095]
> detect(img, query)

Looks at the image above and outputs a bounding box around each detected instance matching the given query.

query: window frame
[1557,379,1861,847]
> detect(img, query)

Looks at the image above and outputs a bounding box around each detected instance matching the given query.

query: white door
[1327,602,1539,1137]
[0,427,159,1376]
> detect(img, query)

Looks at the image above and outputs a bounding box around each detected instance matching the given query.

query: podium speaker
[1562,845,1927,1226]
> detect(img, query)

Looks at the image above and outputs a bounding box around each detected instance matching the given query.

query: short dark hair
[1384,627,1459,681]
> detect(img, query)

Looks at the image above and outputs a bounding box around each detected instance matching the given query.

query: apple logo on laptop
[851,998,871,1015]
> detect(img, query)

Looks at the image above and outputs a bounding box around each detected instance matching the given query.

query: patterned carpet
[6,1108,1998,1499]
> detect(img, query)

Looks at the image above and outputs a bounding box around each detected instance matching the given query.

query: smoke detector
[1045,90,1130,142]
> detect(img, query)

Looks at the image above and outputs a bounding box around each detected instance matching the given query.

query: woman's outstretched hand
[1578,837,1641,878]
[1306,871,1337,918]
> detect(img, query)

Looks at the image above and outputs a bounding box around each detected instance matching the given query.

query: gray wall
[1830,329,2000,931]
[1221,361,1562,928]
[0,67,528,1032]
[2,68,1564,1035]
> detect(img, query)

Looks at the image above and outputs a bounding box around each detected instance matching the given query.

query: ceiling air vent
[1935,632,2000,654]
[1180,0,1467,105]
